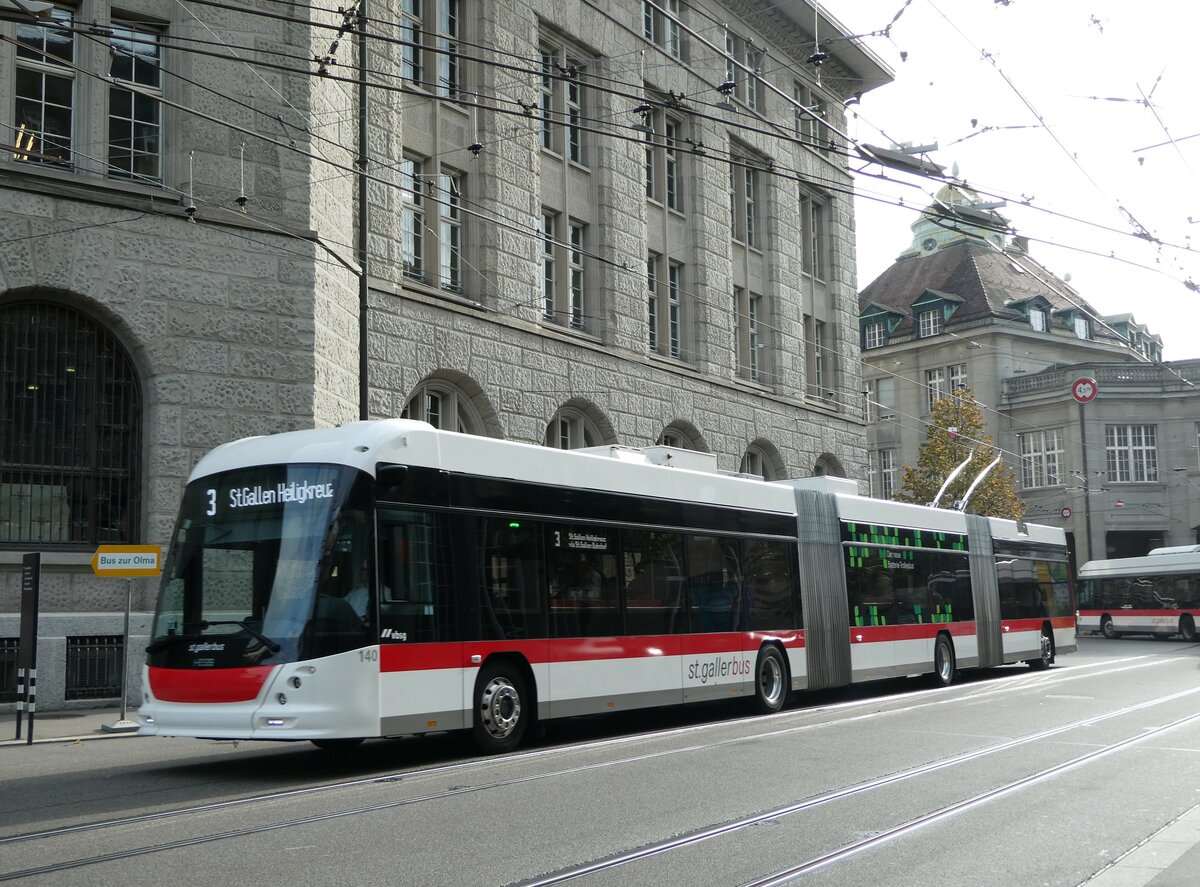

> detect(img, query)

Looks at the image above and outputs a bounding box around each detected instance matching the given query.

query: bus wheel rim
[481,678,521,738]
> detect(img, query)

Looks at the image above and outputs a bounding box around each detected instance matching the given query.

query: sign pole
[18,553,40,744]
[102,578,138,732]
[91,545,161,734]
[1071,378,1098,565]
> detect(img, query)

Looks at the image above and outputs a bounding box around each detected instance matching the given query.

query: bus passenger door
[375,506,465,734]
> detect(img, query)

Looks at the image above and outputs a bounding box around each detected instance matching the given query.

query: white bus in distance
[1077,551,1200,640]
[139,420,1075,753]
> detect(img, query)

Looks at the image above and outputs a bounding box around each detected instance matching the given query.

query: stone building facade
[1,2,889,708]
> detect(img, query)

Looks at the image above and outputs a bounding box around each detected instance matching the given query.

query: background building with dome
[859,185,1200,573]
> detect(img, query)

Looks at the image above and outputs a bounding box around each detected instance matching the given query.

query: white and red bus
[1077,551,1200,640]
[138,420,1074,753]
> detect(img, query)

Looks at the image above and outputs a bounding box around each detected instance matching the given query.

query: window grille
[65,635,123,700]
[1,302,142,547]
[0,638,18,703]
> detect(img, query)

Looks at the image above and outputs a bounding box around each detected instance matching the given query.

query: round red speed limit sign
[1071,377,1098,404]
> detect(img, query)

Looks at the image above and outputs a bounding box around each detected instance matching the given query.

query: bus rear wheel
[1027,630,1053,670]
[1180,615,1196,642]
[753,646,789,714]
[932,634,956,687]
[1101,615,1120,639]
[472,662,529,754]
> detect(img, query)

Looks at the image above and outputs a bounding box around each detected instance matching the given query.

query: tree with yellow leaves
[893,388,1025,519]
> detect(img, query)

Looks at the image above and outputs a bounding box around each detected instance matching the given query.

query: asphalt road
[2,636,1199,886]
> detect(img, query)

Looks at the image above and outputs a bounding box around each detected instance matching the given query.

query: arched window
[401,379,483,434]
[740,442,783,480]
[657,421,705,452]
[1,301,141,546]
[545,407,602,449]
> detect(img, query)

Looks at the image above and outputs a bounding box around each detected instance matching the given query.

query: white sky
[826,1,1200,361]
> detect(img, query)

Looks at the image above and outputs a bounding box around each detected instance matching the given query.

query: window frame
[13,6,76,167]
[1106,424,1158,483]
[1018,429,1063,489]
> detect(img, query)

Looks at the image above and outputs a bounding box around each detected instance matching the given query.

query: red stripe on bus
[1077,609,1200,618]
[379,632,807,672]
[148,665,273,703]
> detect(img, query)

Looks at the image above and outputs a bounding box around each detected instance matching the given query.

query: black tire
[471,661,529,754]
[753,646,789,714]
[1027,630,1053,670]
[311,738,365,751]
[931,634,956,687]
[1101,615,1120,639]
[1180,615,1196,642]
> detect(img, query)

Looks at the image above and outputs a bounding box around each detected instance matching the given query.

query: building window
[809,318,827,399]
[108,23,162,183]
[437,171,463,291]
[1074,316,1090,340]
[1106,424,1158,483]
[949,363,968,393]
[401,156,425,281]
[745,45,764,112]
[401,0,423,84]
[539,42,586,164]
[735,288,763,382]
[870,450,895,499]
[643,109,685,212]
[793,81,829,151]
[866,377,895,421]
[545,409,601,449]
[926,367,946,411]
[740,446,778,480]
[542,212,556,318]
[647,254,683,358]
[1019,430,1063,489]
[1,302,142,547]
[1029,307,1047,331]
[13,7,74,165]
[643,0,682,58]
[863,320,886,350]
[799,192,828,280]
[401,380,481,434]
[731,159,765,248]
[543,217,587,330]
[65,636,123,700]
[918,308,943,338]
[401,0,461,94]
[436,0,460,97]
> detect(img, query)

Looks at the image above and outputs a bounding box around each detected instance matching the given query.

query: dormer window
[864,320,886,349]
[1029,308,1047,332]
[918,308,942,338]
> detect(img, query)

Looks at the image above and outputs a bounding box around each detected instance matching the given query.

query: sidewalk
[1,706,140,746]
[1,708,1197,886]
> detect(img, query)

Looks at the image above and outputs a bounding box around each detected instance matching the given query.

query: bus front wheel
[753,645,789,714]
[1101,615,1120,639]
[932,634,956,687]
[1180,615,1196,642]
[472,662,529,754]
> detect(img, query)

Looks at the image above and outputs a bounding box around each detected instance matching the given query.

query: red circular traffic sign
[1060,507,1072,519]
[1071,377,1098,403]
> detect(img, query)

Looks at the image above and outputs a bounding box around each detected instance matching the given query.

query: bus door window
[685,535,743,632]
[745,539,797,630]
[547,525,619,637]
[308,515,372,657]
[480,518,544,640]
[377,508,454,643]
[622,530,685,635]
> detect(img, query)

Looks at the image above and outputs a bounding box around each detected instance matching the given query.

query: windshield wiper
[198,620,282,653]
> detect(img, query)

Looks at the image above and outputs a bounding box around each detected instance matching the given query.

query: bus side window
[377,508,454,643]
[479,518,544,640]
[623,530,685,635]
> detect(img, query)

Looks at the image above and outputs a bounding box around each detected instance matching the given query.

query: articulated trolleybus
[1077,548,1200,640]
[139,420,1074,753]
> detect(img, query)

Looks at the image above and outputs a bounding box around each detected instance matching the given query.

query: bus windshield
[148,463,373,668]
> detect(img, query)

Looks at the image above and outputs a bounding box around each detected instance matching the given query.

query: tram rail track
[2,668,1198,883]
